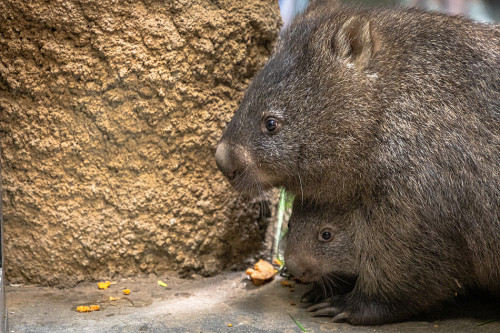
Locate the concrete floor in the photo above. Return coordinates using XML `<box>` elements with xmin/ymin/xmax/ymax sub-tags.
<box><xmin>5</xmin><ymin>271</ymin><xmax>500</xmax><ymax>332</ymax></box>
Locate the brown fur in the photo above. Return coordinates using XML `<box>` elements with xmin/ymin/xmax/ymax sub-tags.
<box><xmin>215</xmin><ymin>0</ymin><xmax>500</xmax><ymax>325</ymax></box>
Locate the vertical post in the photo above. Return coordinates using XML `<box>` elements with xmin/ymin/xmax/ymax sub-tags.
<box><xmin>0</xmin><ymin>158</ymin><xmax>7</xmax><ymax>331</ymax></box>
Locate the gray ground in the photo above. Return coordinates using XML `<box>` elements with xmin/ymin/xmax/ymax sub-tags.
<box><xmin>6</xmin><ymin>271</ymin><xmax>500</xmax><ymax>332</ymax></box>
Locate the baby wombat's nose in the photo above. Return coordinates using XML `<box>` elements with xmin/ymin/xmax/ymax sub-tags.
<box><xmin>215</xmin><ymin>141</ymin><xmax>238</xmax><ymax>180</ymax></box>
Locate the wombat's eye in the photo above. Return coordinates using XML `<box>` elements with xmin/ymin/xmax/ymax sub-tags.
<box><xmin>319</xmin><ymin>229</ymin><xmax>333</xmax><ymax>242</ymax></box>
<box><xmin>261</xmin><ymin>115</ymin><xmax>282</xmax><ymax>134</ymax></box>
<box><xmin>265</xmin><ymin>118</ymin><xmax>277</xmax><ymax>132</ymax></box>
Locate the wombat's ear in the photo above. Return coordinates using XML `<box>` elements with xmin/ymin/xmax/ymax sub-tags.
<box><xmin>334</xmin><ymin>16</ymin><xmax>380</xmax><ymax>68</ymax></box>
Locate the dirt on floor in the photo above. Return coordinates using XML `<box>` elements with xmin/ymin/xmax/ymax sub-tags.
<box><xmin>6</xmin><ymin>270</ymin><xmax>500</xmax><ymax>333</ymax></box>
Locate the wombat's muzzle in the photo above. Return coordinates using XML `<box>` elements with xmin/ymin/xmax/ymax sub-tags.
<box><xmin>215</xmin><ymin>141</ymin><xmax>238</xmax><ymax>181</ymax></box>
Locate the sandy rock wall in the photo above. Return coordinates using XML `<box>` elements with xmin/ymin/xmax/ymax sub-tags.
<box><xmin>0</xmin><ymin>0</ymin><xmax>281</xmax><ymax>286</ymax></box>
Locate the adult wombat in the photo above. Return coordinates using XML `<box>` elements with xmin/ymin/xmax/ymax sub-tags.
<box><xmin>284</xmin><ymin>199</ymin><xmax>500</xmax><ymax>325</ymax></box>
<box><xmin>215</xmin><ymin>0</ymin><xmax>500</xmax><ymax>205</ymax></box>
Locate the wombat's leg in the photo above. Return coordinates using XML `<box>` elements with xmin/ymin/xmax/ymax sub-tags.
<box><xmin>301</xmin><ymin>275</ymin><xmax>356</xmax><ymax>303</ymax></box>
<box><xmin>300</xmin><ymin>283</ymin><xmax>327</xmax><ymax>303</ymax></box>
<box><xmin>306</xmin><ymin>292</ymin><xmax>407</xmax><ymax>324</ymax></box>
<box><xmin>300</xmin><ymin>282</ymin><xmax>353</xmax><ymax>304</ymax></box>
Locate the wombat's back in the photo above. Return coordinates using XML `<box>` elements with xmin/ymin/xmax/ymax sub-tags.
<box><xmin>365</xmin><ymin>10</ymin><xmax>500</xmax><ymax>292</ymax></box>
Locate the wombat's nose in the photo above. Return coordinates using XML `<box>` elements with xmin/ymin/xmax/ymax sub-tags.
<box><xmin>215</xmin><ymin>141</ymin><xmax>237</xmax><ymax>180</ymax></box>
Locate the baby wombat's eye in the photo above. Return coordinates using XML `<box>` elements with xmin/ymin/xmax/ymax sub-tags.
<box><xmin>319</xmin><ymin>229</ymin><xmax>333</xmax><ymax>242</ymax></box>
<box><xmin>262</xmin><ymin>116</ymin><xmax>281</xmax><ymax>134</ymax></box>
<box><xmin>266</xmin><ymin>118</ymin><xmax>277</xmax><ymax>132</ymax></box>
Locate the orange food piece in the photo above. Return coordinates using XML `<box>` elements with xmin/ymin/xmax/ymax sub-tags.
<box><xmin>245</xmin><ymin>259</ymin><xmax>277</xmax><ymax>286</ymax></box>
<box><xmin>281</xmin><ymin>280</ymin><xmax>295</xmax><ymax>288</ymax></box>
<box><xmin>272</xmin><ymin>258</ymin><xmax>283</xmax><ymax>266</ymax></box>
<box><xmin>123</xmin><ymin>289</ymin><xmax>130</xmax><ymax>295</ymax></box>
<box><xmin>98</xmin><ymin>281</ymin><xmax>111</xmax><ymax>290</ymax></box>
<box><xmin>77</xmin><ymin>305</ymin><xmax>100</xmax><ymax>312</ymax></box>
<box><xmin>77</xmin><ymin>306</ymin><xmax>90</xmax><ymax>312</ymax></box>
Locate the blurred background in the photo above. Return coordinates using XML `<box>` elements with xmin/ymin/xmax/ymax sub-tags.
<box><xmin>279</xmin><ymin>0</ymin><xmax>500</xmax><ymax>26</ymax></box>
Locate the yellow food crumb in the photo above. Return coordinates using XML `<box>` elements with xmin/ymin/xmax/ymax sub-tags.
<box><xmin>228</xmin><ymin>324</ymin><xmax>233</xmax><ymax>327</ymax></box>
<box><xmin>272</xmin><ymin>258</ymin><xmax>283</xmax><ymax>266</ymax></box>
<box><xmin>123</xmin><ymin>289</ymin><xmax>130</xmax><ymax>295</ymax></box>
<box><xmin>98</xmin><ymin>281</ymin><xmax>111</xmax><ymax>290</ymax></box>
<box><xmin>77</xmin><ymin>305</ymin><xmax>100</xmax><ymax>312</ymax></box>
<box><xmin>281</xmin><ymin>281</ymin><xmax>295</xmax><ymax>288</ymax></box>
<box><xmin>245</xmin><ymin>259</ymin><xmax>277</xmax><ymax>286</ymax></box>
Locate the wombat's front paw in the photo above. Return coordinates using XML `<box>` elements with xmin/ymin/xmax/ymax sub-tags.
<box><xmin>306</xmin><ymin>294</ymin><xmax>400</xmax><ymax>325</ymax></box>
<box><xmin>306</xmin><ymin>293</ymin><xmax>349</xmax><ymax>317</ymax></box>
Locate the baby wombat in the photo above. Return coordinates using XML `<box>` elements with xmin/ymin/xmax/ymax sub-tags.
<box><xmin>284</xmin><ymin>199</ymin><xmax>500</xmax><ymax>325</ymax></box>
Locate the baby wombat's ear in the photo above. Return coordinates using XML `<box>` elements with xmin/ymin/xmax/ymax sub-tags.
<box><xmin>334</xmin><ymin>16</ymin><xmax>380</xmax><ymax>68</ymax></box>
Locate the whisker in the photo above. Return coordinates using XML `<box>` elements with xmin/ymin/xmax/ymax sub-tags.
<box><xmin>328</xmin><ymin>273</ymin><xmax>354</xmax><ymax>286</ymax></box>
<box><xmin>297</xmin><ymin>170</ymin><xmax>304</xmax><ymax>205</ymax></box>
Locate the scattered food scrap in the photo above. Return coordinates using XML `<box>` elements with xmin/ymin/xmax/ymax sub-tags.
<box><xmin>157</xmin><ymin>280</ymin><xmax>168</xmax><ymax>288</ymax></box>
<box><xmin>109</xmin><ymin>296</ymin><xmax>120</xmax><ymax>301</ymax></box>
<box><xmin>228</xmin><ymin>324</ymin><xmax>233</xmax><ymax>327</ymax></box>
<box><xmin>76</xmin><ymin>305</ymin><xmax>100</xmax><ymax>313</ymax></box>
<box><xmin>272</xmin><ymin>258</ymin><xmax>284</xmax><ymax>270</ymax></box>
<box><xmin>245</xmin><ymin>259</ymin><xmax>277</xmax><ymax>286</ymax></box>
<box><xmin>98</xmin><ymin>281</ymin><xmax>111</xmax><ymax>290</ymax></box>
<box><xmin>123</xmin><ymin>289</ymin><xmax>130</xmax><ymax>295</ymax></box>
<box><xmin>281</xmin><ymin>280</ymin><xmax>295</xmax><ymax>288</ymax></box>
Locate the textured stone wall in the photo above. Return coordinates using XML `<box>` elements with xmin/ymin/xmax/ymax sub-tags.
<box><xmin>0</xmin><ymin>0</ymin><xmax>281</xmax><ymax>286</ymax></box>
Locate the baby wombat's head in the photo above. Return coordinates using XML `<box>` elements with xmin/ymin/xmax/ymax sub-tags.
<box><xmin>284</xmin><ymin>199</ymin><xmax>356</xmax><ymax>283</ymax></box>
<box><xmin>215</xmin><ymin>2</ymin><xmax>380</xmax><ymax>196</ymax></box>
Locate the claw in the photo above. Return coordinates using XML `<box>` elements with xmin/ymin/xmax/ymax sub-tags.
<box><xmin>332</xmin><ymin>312</ymin><xmax>350</xmax><ymax>323</ymax></box>
<box><xmin>306</xmin><ymin>302</ymin><xmax>331</xmax><ymax>312</ymax></box>
<box><xmin>300</xmin><ymin>294</ymin><xmax>312</xmax><ymax>303</ymax></box>
<box><xmin>310</xmin><ymin>307</ymin><xmax>341</xmax><ymax>317</ymax></box>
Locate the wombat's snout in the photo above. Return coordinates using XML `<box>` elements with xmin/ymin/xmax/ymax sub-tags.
<box><xmin>215</xmin><ymin>141</ymin><xmax>239</xmax><ymax>181</ymax></box>
<box><xmin>285</xmin><ymin>254</ymin><xmax>320</xmax><ymax>282</ymax></box>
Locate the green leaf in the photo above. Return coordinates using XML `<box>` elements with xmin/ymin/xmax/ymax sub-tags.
<box><xmin>477</xmin><ymin>319</ymin><xmax>496</xmax><ymax>326</ymax></box>
<box><xmin>288</xmin><ymin>312</ymin><xmax>307</xmax><ymax>332</ymax></box>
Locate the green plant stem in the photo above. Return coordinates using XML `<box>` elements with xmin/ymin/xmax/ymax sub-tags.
<box><xmin>274</xmin><ymin>187</ymin><xmax>287</xmax><ymax>261</ymax></box>
<box><xmin>288</xmin><ymin>312</ymin><xmax>307</xmax><ymax>332</ymax></box>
